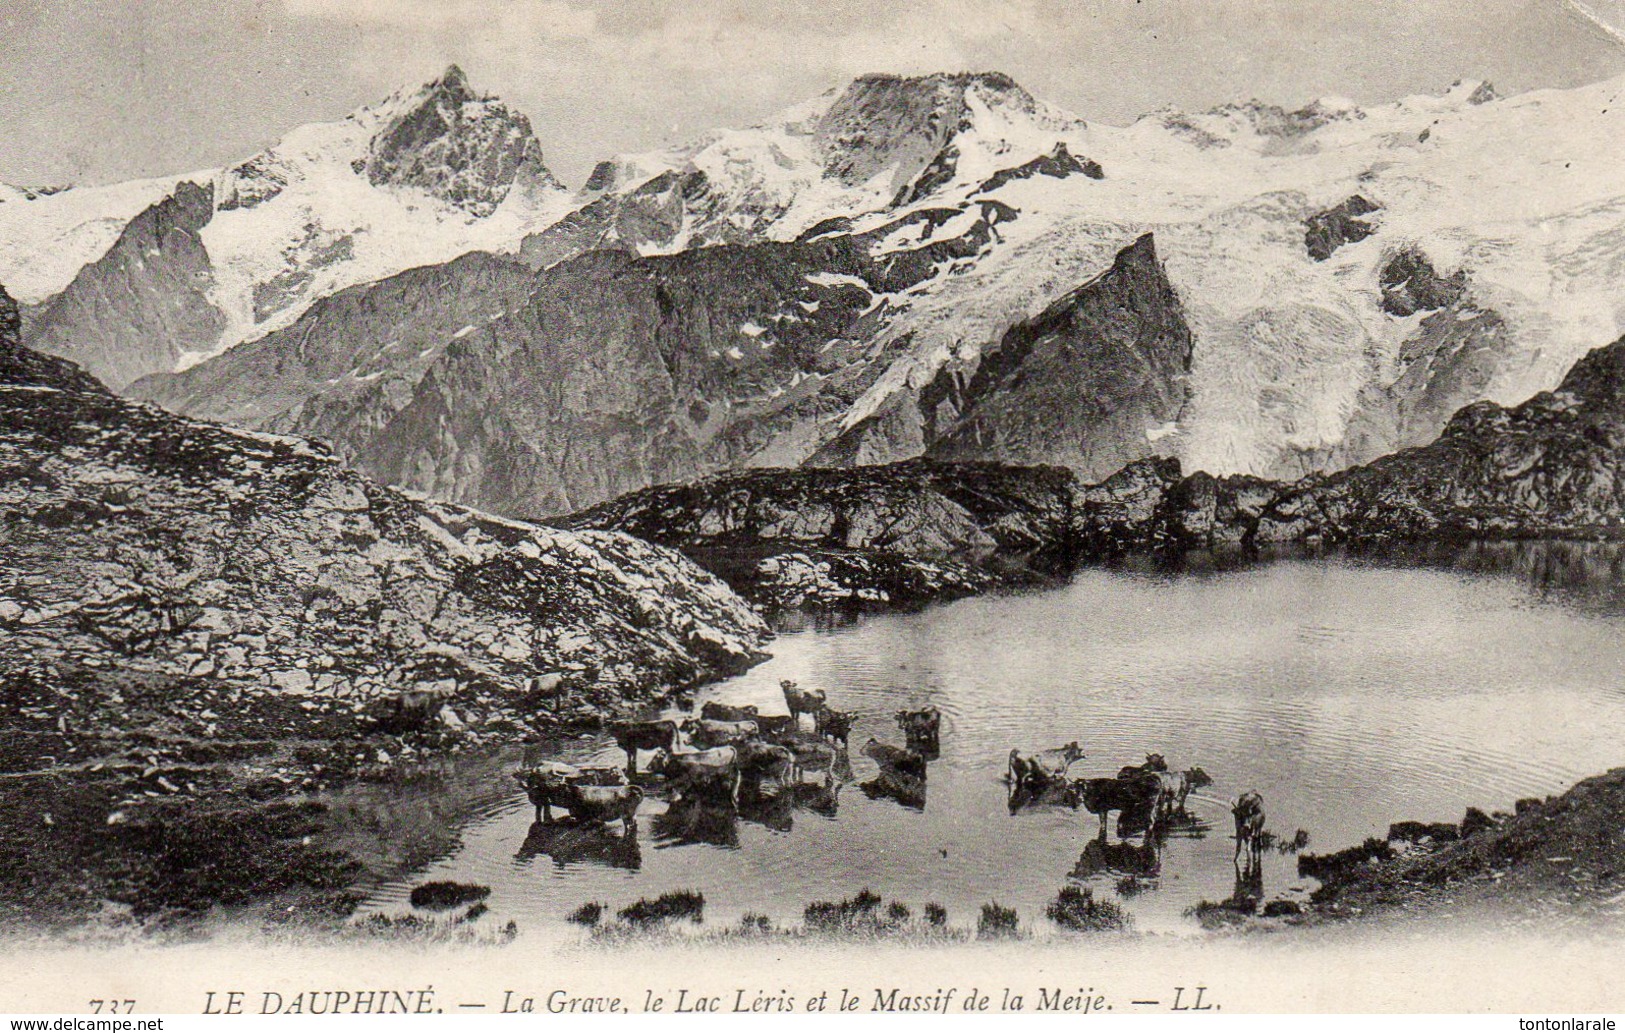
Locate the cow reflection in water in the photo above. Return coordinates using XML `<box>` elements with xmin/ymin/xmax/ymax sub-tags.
<box><xmin>859</xmin><ymin>768</ymin><xmax>926</xmax><ymax>810</ymax></box>
<box><xmin>1223</xmin><ymin>859</ymin><xmax>1265</xmax><ymax>914</ymax></box>
<box><xmin>652</xmin><ymin>795</ymin><xmax>740</xmax><ymax>849</ymax></box>
<box><xmin>860</xmin><ymin>737</ymin><xmax>928</xmax><ymax>811</ymax></box>
<box><xmin>1069</xmin><ymin>834</ymin><xmax>1162</xmax><ymax>882</ymax></box>
<box><xmin>517</xmin><ymin>820</ymin><xmax>642</xmax><ymax>871</ymax></box>
<box><xmin>1006</xmin><ymin>778</ymin><xmax>1079</xmax><ymax>815</ymax></box>
<box><xmin>736</xmin><ymin>776</ymin><xmax>844</xmax><ymax>832</ymax></box>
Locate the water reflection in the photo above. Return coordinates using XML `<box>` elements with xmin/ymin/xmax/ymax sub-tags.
<box><xmin>1118</xmin><ymin>539</ymin><xmax>1625</xmax><ymax>615</ymax></box>
<box><xmin>1070</xmin><ymin>835</ymin><xmax>1163</xmax><ymax>881</ymax></box>
<box><xmin>859</xmin><ymin>769</ymin><xmax>927</xmax><ymax>811</ymax></box>
<box><xmin>362</xmin><ymin>541</ymin><xmax>1625</xmax><ymax>935</ymax></box>
<box><xmin>516</xmin><ymin>820</ymin><xmax>642</xmax><ymax>871</ymax></box>
<box><xmin>652</xmin><ymin>797</ymin><xmax>740</xmax><ymax>849</ymax></box>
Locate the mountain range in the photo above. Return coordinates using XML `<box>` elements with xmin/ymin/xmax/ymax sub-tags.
<box><xmin>4</xmin><ymin>66</ymin><xmax>1623</xmax><ymax>520</ymax></box>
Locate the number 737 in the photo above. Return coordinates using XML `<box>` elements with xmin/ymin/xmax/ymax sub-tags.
<box><xmin>88</xmin><ymin>1000</ymin><xmax>136</xmax><ymax>1014</ymax></box>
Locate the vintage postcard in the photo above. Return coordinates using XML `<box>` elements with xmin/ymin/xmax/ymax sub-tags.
<box><xmin>1</xmin><ymin>0</ymin><xmax>1622</xmax><ymax>1017</ymax></box>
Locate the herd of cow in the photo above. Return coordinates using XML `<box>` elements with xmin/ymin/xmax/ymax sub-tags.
<box><xmin>512</xmin><ymin>680</ymin><xmax>931</xmax><ymax>828</ymax></box>
<box><xmin>1005</xmin><ymin>746</ymin><xmax>1270</xmax><ymax>867</ymax></box>
<box><xmin>513</xmin><ymin>679</ymin><xmax>1273</xmax><ymax>876</ymax></box>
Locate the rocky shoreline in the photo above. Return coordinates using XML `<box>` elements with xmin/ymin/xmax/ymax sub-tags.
<box><xmin>1243</xmin><ymin>768</ymin><xmax>1625</xmax><ymax>933</ymax></box>
<box><xmin>0</xmin><ymin>288</ymin><xmax>769</xmax><ymax>936</ymax></box>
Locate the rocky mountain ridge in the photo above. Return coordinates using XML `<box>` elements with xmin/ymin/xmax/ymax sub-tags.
<box><xmin>12</xmin><ymin>69</ymin><xmax>1625</xmax><ymax>503</ymax></box>
<box><xmin>572</xmin><ymin>332</ymin><xmax>1625</xmax><ymax>607</ymax></box>
<box><xmin>136</xmin><ymin>212</ymin><xmax>1188</xmax><ymax>517</ymax></box>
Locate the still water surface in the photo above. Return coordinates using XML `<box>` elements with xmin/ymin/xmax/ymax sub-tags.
<box><xmin>363</xmin><ymin>545</ymin><xmax>1625</xmax><ymax>935</ymax></box>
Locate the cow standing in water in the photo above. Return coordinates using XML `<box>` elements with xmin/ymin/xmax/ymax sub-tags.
<box><xmin>1008</xmin><ymin>742</ymin><xmax>1084</xmax><ymax>789</ymax></box>
<box><xmin>1232</xmin><ymin>791</ymin><xmax>1266</xmax><ymax>868</ymax></box>
<box><xmin>895</xmin><ymin>707</ymin><xmax>941</xmax><ymax>757</ymax></box>
<box><xmin>780</xmin><ymin>680</ymin><xmax>828</xmax><ymax>728</ymax></box>
<box><xmin>608</xmin><ymin>719</ymin><xmax>680</xmax><ymax>779</ymax></box>
<box><xmin>1076</xmin><ymin>774</ymin><xmax>1162</xmax><ymax>839</ymax></box>
<box><xmin>815</xmin><ymin>708</ymin><xmax>858</xmax><ymax>747</ymax></box>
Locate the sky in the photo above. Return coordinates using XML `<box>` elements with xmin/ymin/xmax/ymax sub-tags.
<box><xmin>1</xmin><ymin>0</ymin><xmax>1623</xmax><ymax>190</ymax></box>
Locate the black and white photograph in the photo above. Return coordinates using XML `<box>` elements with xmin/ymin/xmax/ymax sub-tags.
<box><xmin>0</xmin><ymin>0</ymin><xmax>1622</xmax><ymax>1017</ymax></box>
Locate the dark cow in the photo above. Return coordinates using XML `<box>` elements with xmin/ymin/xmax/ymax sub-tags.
<box><xmin>1232</xmin><ymin>791</ymin><xmax>1266</xmax><ymax>866</ymax></box>
<box><xmin>1115</xmin><ymin>753</ymin><xmax>1169</xmax><ymax>779</ymax></box>
<box><xmin>753</xmin><ymin>713</ymin><xmax>801</xmax><ymax>742</ymax></box>
<box><xmin>862</xmin><ymin>737</ymin><xmax>927</xmax><ymax>780</ymax></box>
<box><xmin>652</xmin><ymin>745</ymin><xmax>742</xmax><ymax>804</ymax></box>
<box><xmin>895</xmin><ymin>706</ymin><xmax>941</xmax><ymax>756</ymax></box>
<box><xmin>736</xmin><ymin>740</ymin><xmax>796</xmax><ymax>784</ymax></box>
<box><xmin>1076</xmin><ymin>774</ymin><xmax>1162</xmax><ymax>838</ymax></box>
<box><xmin>608</xmin><ymin>719</ymin><xmax>681</xmax><ymax>778</ymax></box>
<box><xmin>780</xmin><ymin>680</ymin><xmax>828</xmax><ymax>726</ymax></box>
<box><xmin>815</xmin><ymin>708</ymin><xmax>858</xmax><ymax>746</ymax></box>
<box><xmin>1009</xmin><ymin>742</ymin><xmax>1084</xmax><ymax>788</ymax></box>
<box><xmin>514</xmin><ymin>763</ymin><xmax>641</xmax><ymax>827</ymax></box>
<box><xmin>699</xmin><ymin>701</ymin><xmax>759</xmax><ymax>722</ymax></box>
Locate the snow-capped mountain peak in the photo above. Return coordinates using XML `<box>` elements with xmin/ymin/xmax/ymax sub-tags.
<box><xmin>526</xmin><ymin>70</ymin><xmax>1094</xmax><ymax>262</ymax></box>
<box><xmin>14</xmin><ymin>66</ymin><xmax>574</xmax><ymax>388</ymax></box>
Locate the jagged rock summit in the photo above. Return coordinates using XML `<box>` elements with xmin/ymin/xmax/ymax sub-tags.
<box><xmin>362</xmin><ymin>63</ymin><xmax>561</xmax><ymax>217</ymax></box>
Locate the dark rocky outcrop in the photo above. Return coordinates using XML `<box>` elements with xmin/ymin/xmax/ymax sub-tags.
<box><xmin>1303</xmin><ymin>194</ymin><xmax>1379</xmax><ymax>261</ymax></box>
<box><xmin>976</xmin><ymin>143</ymin><xmax>1103</xmax><ymax>194</ymax></box>
<box><xmin>1306</xmin><ymin>768</ymin><xmax>1625</xmax><ymax>924</ymax></box>
<box><xmin>1256</xmin><ymin>333</ymin><xmax>1625</xmax><ymax>543</ymax></box>
<box><xmin>918</xmin><ymin>233</ymin><xmax>1191</xmax><ymax>479</ymax></box>
<box><xmin>562</xmin><ymin>460</ymin><xmax>1081</xmax><ymax>608</ymax></box>
<box><xmin>817</xmin><ymin>234</ymin><xmax>1191</xmax><ymax>482</ymax></box>
<box><xmin>572</xmin><ymin>333</ymin><xmax>1625</xmax><ymax>607</ymax></box>
<box><xmin>1079</xmin><ymin>333</ymin><xmax>1625</xmax><ymax>550</ymax></box>
<box><xmin>23</xmin><ymin>181</ymin><xmax>224</xmax><ymax>391</ymax></box>
<box><xmin>2</xmin><ymin>331</ymin><xmax>768</xmax><ymax>731</ymax></box>
<box><xmin>1378</xmin><ymin>247</ymin><xmax>1466</xmax><ymax>317</ymax></box>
